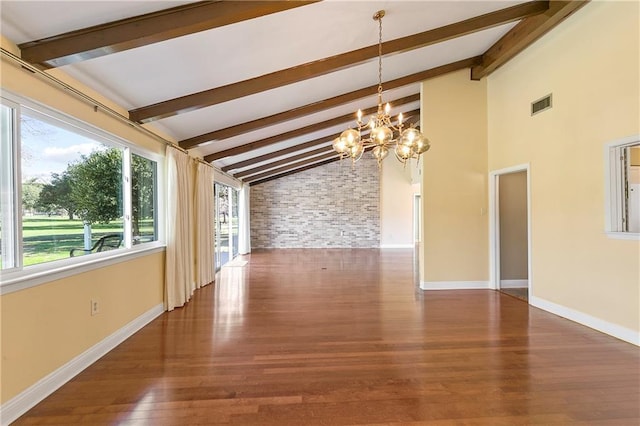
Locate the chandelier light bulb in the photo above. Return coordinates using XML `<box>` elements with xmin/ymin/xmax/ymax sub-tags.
<box><xmin>373</xmin><ymin>126</ymin><xmax>392</xmax><ymax>145</ymax></box>
<box><xmin>372</xmin><ymin>145</ymin><xmax>389</xmax><ymax>162</ymax></box>
<box><xmin>416</xmin><ymin>137</ymin><xmax>431</xmax><ymax>154</ymax></box>
<box><xmin>333</xmin><ymin>136</ymin><xmax>346</xmax><ymax>153</ymax></box>
<box><xmin>340</xmin><ymin>128</ymin><xmax>360</xmax><ymax>149</ymax></box>
<box><xmin>395</xmin><ymin>143</ymin><xmax>412</xmax><ymax>161</ymax></box>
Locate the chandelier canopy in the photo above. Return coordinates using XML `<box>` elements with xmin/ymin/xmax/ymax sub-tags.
<box><xmin>333</xmin><ymin>10</ymin><xmax>430</xmax><ymax>167</ymax></box>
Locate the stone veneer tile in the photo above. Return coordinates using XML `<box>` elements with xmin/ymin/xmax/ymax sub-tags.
<box><xmin>250</xmin><ymin>158</ymin><xmax>380</xmax><ymax>248</ymax></box>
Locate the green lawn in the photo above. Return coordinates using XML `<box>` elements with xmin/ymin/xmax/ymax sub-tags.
<box><xmin>18</xmin><ymin>216</ymin><xmax>154</xmax><ymax>266</ymax></box>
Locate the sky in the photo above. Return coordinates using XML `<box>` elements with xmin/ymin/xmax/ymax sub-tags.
<box><xmin>21</xmin><ymin>114</ymin><xmax>105</xmax><ymax>183</ymax></box>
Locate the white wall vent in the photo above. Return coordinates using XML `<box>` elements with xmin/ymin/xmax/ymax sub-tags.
<box><xmin>531</xmin><ymin>94</ymin><xmax>552</xmax><ymax>116</ymax></box>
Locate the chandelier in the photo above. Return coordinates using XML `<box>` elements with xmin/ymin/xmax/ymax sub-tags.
<box><xmin>333</xmin><ymin>10</ymin><xmax>430</xmax><ymax>167</ymax></box>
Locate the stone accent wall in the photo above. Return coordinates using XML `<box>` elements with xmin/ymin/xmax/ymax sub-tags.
<box><xmin>250</xmin><ymin>158</ymin><xmax>380</xmax><ymax>248</ymax></box>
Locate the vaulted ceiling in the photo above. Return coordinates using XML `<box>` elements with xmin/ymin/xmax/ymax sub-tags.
<box><xmin>0</xmin><ymin>1</ymin><xmax>586</xmax><ymax>185</ymax></box>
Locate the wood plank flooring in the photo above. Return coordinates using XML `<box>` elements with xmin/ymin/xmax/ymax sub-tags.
<box><xmin>14</xmin><ymin>249</ymin><xmax>640</xmax><ymax>425</ymax></box>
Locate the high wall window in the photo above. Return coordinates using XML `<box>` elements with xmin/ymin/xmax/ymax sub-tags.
<box><xmin>1</xmin><ymin>93</ymin><xmax>161</xmax><ymax>280</ymax></box>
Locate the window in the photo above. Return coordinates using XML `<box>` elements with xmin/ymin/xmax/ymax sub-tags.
<box><xmin>605</xmin><ymin>136</ymin><xmax>640</xmax><ymax>238</ymax></box>
<box><xmin>131</xmin><ymin>153</ymin><xmax>158</xmax><ymax>244</ymax></box>
<box><xmin>1</xmin><ymin>93</ymin><xmax>162</xmax><ymax>282</ymax></box>
<box><xmin>21</xmin><ymin>111</ymin><xmax>124</xmax><ymax>266</ymax></box>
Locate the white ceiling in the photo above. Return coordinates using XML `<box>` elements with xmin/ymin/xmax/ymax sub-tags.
<box><xmin>1</xmin><ymin>1</ymin><xmax>537</xmax><ymax>182</ymax></box>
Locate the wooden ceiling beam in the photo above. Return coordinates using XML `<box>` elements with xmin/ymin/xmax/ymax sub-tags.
<box><xmin>244</xmin><ymin>152</ymin><xmax>340</xmax><ymax>183</ymax></box>
<box><xmin>179</xmin><ymin>56</ymin><xmax>481</xmax><ymax>150</ymax></box>
<box><xmin>220</xmin><ymin>109</ymin><xmax>420</xmax><ymax>172</ymax></box>
<box><xmin>19</xmin><ymin>1</ymin><xmax>318</xmax><ymax>69</ymax></box>
<box><xmin>131</xmin><ymin>1</ymin><xmax>548</xmax><ymax>123</ymax></box>
<box><xmin>222</xmin><ymin>137</ymin><xmax>335</xmax><ymax>172</ymax></box>
<box><xmin>471</xmin><ymin>1</ymin><xmax>588</xmax><ymax>80</ymax></box>
<box><xmin>249</xmin><ymin>158</ymin><xmax>342</xmax><ymax>186</ymax></box>
<box><xmin>234</xmin><ymin>146</ymin><xmax>334</xmax><ymax>179</ymax></box>
<box><xmin>204</xmin><ymin>94</ymin><xmax>420</xmax><ymax>162</ymax></box>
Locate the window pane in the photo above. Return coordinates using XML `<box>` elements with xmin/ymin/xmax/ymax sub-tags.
<box><xmin>21</xmin><ymin>112</ymin><xmax>124</xmax><ymax>266</ymax></box>
<box><xmin>1</xmin><ymin>104</ymin><xmax>16</xmax><ymax>269</ymax></box>
<box><xmin>626</xmin><ymin>145</ymin><xmax>640</xmax><ymax>232</ymax></box>
<box><xmin>131</xmin><ymin>153</ymin><xmax>157</xmax><ymax>244</ymax></box>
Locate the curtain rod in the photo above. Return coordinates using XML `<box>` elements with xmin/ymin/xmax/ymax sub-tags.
<box><xmin>0</xmin><ymin>47</ymin><xmax>199</xmax><ymax>159</ymax></box>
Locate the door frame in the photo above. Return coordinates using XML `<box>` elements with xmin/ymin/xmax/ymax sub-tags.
<box><xmin>488</xmin><ymin>164</ymin><xmax>532</xmax><ymax>298</ymax></box>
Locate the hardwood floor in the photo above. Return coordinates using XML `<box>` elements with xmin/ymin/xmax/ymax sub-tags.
<box><xmin>499</xmin><ymin>287</ymin><xmax>528</xmax><ymax>302</ymax></box>
<box><xmin>15</xmin><ymin>249</ymin><xmax>639</xmax><ymax>425</ymax></box>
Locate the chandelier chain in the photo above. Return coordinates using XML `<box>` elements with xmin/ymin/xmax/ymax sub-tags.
<box><xmin>377</xmin><ymin>13</ymin><xmax>383</xmax><ymax>103</ymax></box>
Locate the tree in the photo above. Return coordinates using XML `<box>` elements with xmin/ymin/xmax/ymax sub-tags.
<box><xmin>131</xmin><ymin>155</ymin><xmax>155</xmax><ymax>237</ymax></box>
<box><xmin>36</xmin><ymin>172</ymin><xmax>76</xmax><ymax>219</ymax></box>
<box><xmin>69</xmin><ymin>148</ymin><xmax>122</xmax><ymax>224</ymax></box>
<box><xmin>22</xmin><ymin>178</ymin><xmax>43</xmax><ymax>214</ymax></box>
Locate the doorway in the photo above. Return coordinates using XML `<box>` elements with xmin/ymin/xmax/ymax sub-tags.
<box><xmin>489</xmin><ymin>165</ymin><xmax>531</xmax><ymax>302</ymax></box>
<box><xmin>214</xmin><ymin>183</ymin><xmax>239</xmax><ymax>271</ymax></box>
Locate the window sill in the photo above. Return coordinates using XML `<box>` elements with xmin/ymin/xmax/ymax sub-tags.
<box><xmin>605</xmin><ymin>232</ymin><xmax>640</xmax><ymax>241</ymax></box>
<box><xmin>0</xmin><ymin>243</ymin><xmax>165</xmax><ymax>296</ymax></box>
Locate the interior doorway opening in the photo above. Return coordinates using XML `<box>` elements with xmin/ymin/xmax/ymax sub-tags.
<box><xmin>489</xmin><ymin>165</ymin><xmax>531</xmax><ymax>302</ymax></box>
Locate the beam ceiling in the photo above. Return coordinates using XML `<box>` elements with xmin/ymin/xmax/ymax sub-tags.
<box><xmin>179</xmin><ymin>56</ymin><xmax>480</xmax><ymax>150</ymax></box>
<box><xmin>9</xmin><ymin>0</ymin><xmax>588</xmax><ymax>187</ymax></box>
<box><xmin>224</xmin><ymin>109</ymin><xmax>420</xmax><ymax>175</ymax></box>
<box><xmin>233</xmin><ymin>146</ymin><xmax>334</xmax><ymax>179</ymax></box>
<box><xmin>130</xmin><ymin>1</ymin><xmax>549</xmax><ymax>123</ymax></box>
<box><xmin>204</xmin><ymin>95</ymin><xmax>420</xmax><ymax>162</ymax></box>
<box><xmin>244</xmin><ymin>152</ymin><xmax>341</xmax><ymax>183</ymax></box>
<box><xmin>249</xmin><ymin>157</ymin><xmax>342</xmax><ymax>187</ymax></box>
<box><xmin>471</xmin><ymin>1</ymin><xmax>589</xmax><ymax>80</ymax></box>
<box><xmin>19</xmin><ymin>1</ymin><xmax>318</xmax><ymax>69</ymax></box>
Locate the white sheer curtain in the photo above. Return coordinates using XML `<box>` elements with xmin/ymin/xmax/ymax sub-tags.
<box><xmin>165</xmin><ymin>146</ymin><xmax>195</xmax><ymax>311</ymax></box>
<box><xmin>238</xmin><ymin>183</ymin><xmax>251</xmax><ymax>254</ymax></box>
<box><xmin>195</xmin><ymin>161</ymin><xmax>215</xmax><ymax>287</ymax></box>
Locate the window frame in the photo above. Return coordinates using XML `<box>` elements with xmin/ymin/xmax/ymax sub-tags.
<box><xmin>1</xmin><ymin>99</ymin><xmax>20</xmax><ymax>270</ymax></box>
<box><xmin>604</xmin><ymin>134</ymin><xmax>640</xmax><ymax>240</ymax></box>
<box><xmin>0</xmin><ymin>91</ymin><xmax>165</xmax><ymax>295</ymax></box>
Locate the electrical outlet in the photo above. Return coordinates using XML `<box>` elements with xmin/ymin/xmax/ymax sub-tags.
<box><xmin>91</xmin><ymin>299</ymin><xmax>100</xmax><ymax>316</ymax></box>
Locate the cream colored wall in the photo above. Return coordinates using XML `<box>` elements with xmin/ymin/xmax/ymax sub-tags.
<box><xmin>487</xmin><ymin>1</ymin><xmax>639</xmax><ymax>331</ymax></box>
<box><xmin>1</xmin><ymin>36</ymin><xmax>167</xmax><ymax>403</ymax></box>
<box><xmin>1</xmin><ymin>253</ymin><xmax>164</xmax><ymax>401</ymax></box>
<box><xmin>380</xmin><ymin>155</ymin><xmax>415</xmax><ymax>247</ymax></box>
<box><xmin>421</xmin><ymin>69</ymin><xmax>488</xmax><ymax>282</ymax></box>
<box><xmin>499</xmin><ymin>171</ymin><xmax>528</xmax><ymax>281</ymax></box>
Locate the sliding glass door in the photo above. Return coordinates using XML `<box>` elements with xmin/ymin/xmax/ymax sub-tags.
<box><xmin>214</xmin><ymin>183</ymin><xmax>239</xmax><ymax>270</ymax></box>
<box><xmin>231</xmin><ymin>188</ymin><xmax>239</xmax><ymax>259</ymax></box>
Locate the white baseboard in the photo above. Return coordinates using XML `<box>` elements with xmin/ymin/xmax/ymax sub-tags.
<box><xmin>500</xmin><ymin>279</ymin><xmax>528</xmax><ymax>289</ymax></box>
<box><xmin>1</xmin><ymin>303</ymin><xmax>164</xmax><ymax>426</ymax></box>
<box><xmin>420</xmin><ymin>281</ymin><xmax>490</xmax><ymax>290</ymax></box>
<box><xmin>380</xmin><ymin>244</ymin><xmax>414</xmax><ymax>249</ymax></box>
<box><xmin>530</xmin><ymin>296</ymin><xmax>639</xmax><ymax>346</ymax></box>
